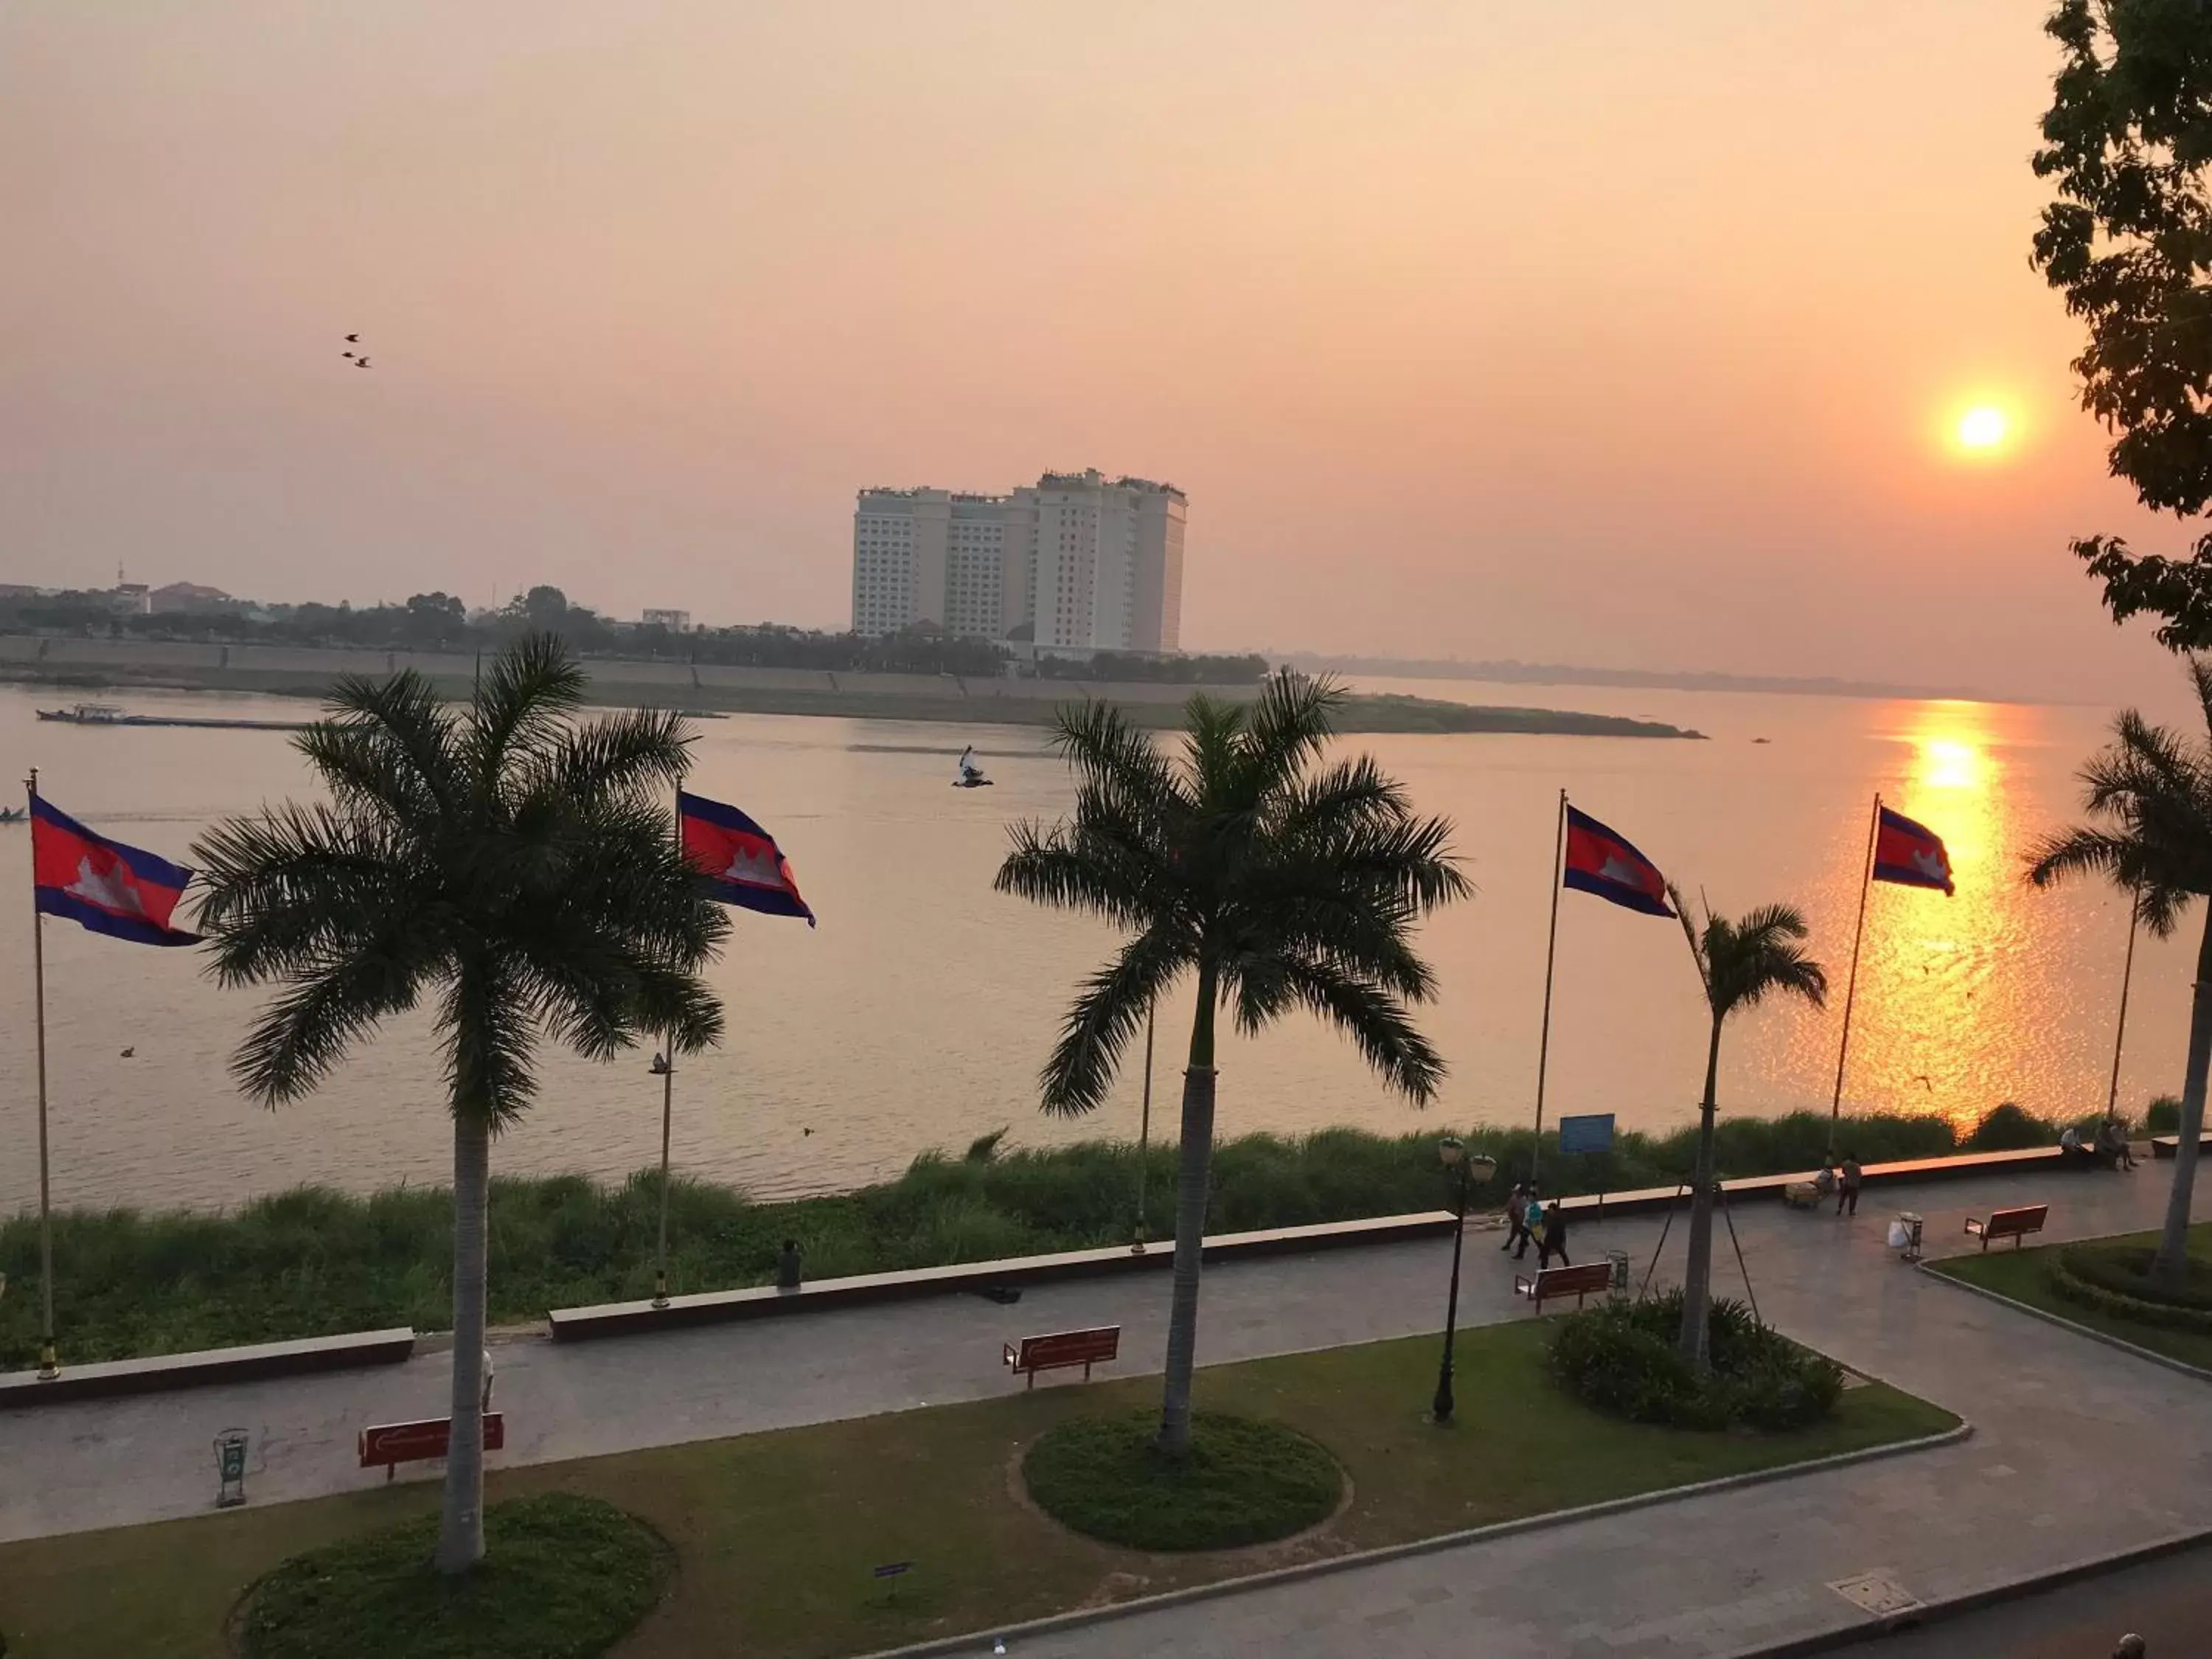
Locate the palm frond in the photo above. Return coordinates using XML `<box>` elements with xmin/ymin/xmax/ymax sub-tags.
<box><xmin>538</xmin><ymin>707</ymin><xmax>695</xmax><ymax>807</ymax></box>
<box><xmin>300</xmin><ymin>671</ymin><xmax>459</xmax><ymax>826</ymax></box>
<box><xmin>1038</xmin><ymin>929</ymin><xmax>1189</xmax><ymax>1116</ymax></box>
<box><xmin>1234</xmin><ymin>671</ymin><xmax>1343</xmax><ymax>806</ymax></box>
<box><xmin>1267</xmin><ymin>953</ymin><xmax>1446</xmax><ymax>1102</ymax></box>
<box><xmin>441</xmin><ymin>956</ymin><xmax>539</xmax><ymax>1130</ymax></box>
<box><xmin>191</xmin><ymin>804</ymin><xmax>439</xmax><ymax>985</ymax></box>
<box><xmin>996</xmin><ymin>822</ymin><xmax>1175</xmax><ymax>931</ymax></box>
<box><xmin>1048</xmin><ymin>698</ymin><xmax>1184</xmax><ymax>824</ymax></box>
<box><xmin>230</xmin><ymin>944</ymin><xmax>433</xmax><ymax>1105</ymax></box>
<box><xmin>470</xmin><ymin>632</ymin><xmax>587</xmax><ymax>781</ymax></box>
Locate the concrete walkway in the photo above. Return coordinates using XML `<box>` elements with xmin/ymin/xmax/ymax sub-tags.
<box><xmin>1</xmin><ymin>1165</ymin><xmax>2205</xmax><ymax>1656</ymax></box>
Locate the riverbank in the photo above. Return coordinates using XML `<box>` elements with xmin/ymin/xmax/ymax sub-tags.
<box><xmin>0</xmin><ymin>636</ymin><xmax>1704</xmax><ymax>738</ymax></box>
<box><xmin>0</xmin><ymin>1107</ymin><xmax>2081</xmax><ymax>1366</ymax></box>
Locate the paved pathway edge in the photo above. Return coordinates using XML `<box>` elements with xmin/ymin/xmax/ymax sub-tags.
<box><xmin>1723</xmin><ymin>1526</ymin><xmax>2212</xmax><ymax>1657</ymax></box>
<box><xmin>1916</xmin><ymin>1259</ymin><xmax>2212</xmax><ymax>1385</ymax></box>
<box><xmin>855</xmin><ymin>1419</ymin><xmax>1975</xmax><ymax>1659</ymax></box>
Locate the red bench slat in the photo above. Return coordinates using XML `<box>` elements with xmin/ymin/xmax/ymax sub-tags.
<box><xmin>358</xmin><ymin>1413</ymin><xmax>506</xmax><ymax>1478</ymax></box>
<box><xmin>1002</xmin><ymin>1326</ymin><xmax>1120</xmax><ymax>1388</ymax></box>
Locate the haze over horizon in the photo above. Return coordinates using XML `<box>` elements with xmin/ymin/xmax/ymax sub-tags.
<box><xmin>2</xmin><ymin>1</ymin><xmax>2202</xmax><ymax>706</ymax></box>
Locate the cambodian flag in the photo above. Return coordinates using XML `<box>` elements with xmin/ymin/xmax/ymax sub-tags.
<box><xmin>678</xmin><ymin>791</ymin><xmax>815</xmax><ymax>925</ymax></box>
<box><xmin>31</xmin><ymin>797</ymin><xmax>199</xmax><ymax>946</ymax></box>
<box><xmin>1873</xmin><ymin>806</ymin><xmax>1953</xmax><ymax>896</ymax></box>
<box><xmin>1561</xmin><ymin>805</ymin><xmax>1674</xmax><ymax>917</ymax></box>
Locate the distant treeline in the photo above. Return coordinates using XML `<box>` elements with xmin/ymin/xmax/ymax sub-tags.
<box><xmin>0</xmin><ymin>585</ymin><xmax>1265</xmax><ymax>684</ymax></box>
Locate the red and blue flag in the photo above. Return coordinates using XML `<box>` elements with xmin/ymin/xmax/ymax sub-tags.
<box><xmin>1561</xmin><ymin>805</ymin><xmax>1674</xmax><ymax>917</ymax></box>
<box><xmin>679</xmin><ymin>790</ymin><xmax>815</xmax><ymax>926</ymax></box>
<box><xmin>31</xmin><ymin>797</ymin><xmax>199</xmax><ymax>946</ymax></box>
<box><xmin>1873</xmin><ymin>807</ymin><xmax>1953</xmax><ymax>896</ymax></box>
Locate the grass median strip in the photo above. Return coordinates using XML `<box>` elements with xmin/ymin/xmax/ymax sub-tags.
<box><xmin>1929</xmin><ymin>1221</ymin><xmax>2212</xmax><ymax>1373</ymax></box>
<box><xmin>0</xmin><ymin>1319</ymin><xmax>1957</xmax><ymax>1659</ymax></box>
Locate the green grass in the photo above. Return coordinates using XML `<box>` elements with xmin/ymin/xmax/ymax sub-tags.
<box><xmin>2</xmin><ymin>1102</ymin><xmax>2067</xmax><ymax>1367</ymax></box>
<box><xmin>239</xmin><ymin>1492</ymin><xmax>669</xmax><ymax>1659</ymax></box>
<box><xmin>0</xmin><ymin>1320</ymin><xmax>1957</xmax><ymax>1659</ymax></box>
<box><xmin>1930</xmin><ymin>1221</ymin><xmax>2212</xmax><ymax>1373</ymax></box>
<box><xmin>1022</xmin><ymin>1411</ymin><xmax>1343</xmax><ymax>1550</ymax></box>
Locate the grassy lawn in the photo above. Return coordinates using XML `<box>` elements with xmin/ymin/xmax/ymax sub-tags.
<box><xmin>1930</xmin><ymin>1221</ymin><xmax>2212</xmax><ymax>1373</ymax></box>
<box><xmin>0</xmin><ymin>1320</ymin><xmax>1956</xmax><ymax>1659</ymax></box>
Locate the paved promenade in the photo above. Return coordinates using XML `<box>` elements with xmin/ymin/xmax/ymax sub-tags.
<box><xmin>1</xmin><ymin>1163</ymin><xmax>2205</xmax><ymax>1656</ymax></box>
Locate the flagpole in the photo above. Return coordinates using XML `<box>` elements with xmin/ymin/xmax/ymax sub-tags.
<box><xmin>1529</xmin><ymin>789</ymin><xmax>1568</xmax><ymax>1189</ymax></box>
<box><xmin>1827</xmin><ymin>792</ymin><xmax>1881</xmax><ymax>1155</ymax></box>
<box><xmin>653</xmin><ymin>776</ymin><xmax>681</xmax><ymax>1309</ymax></box>
<box><xmin>2106</xmin><ymin>885</ymin><xmax>2143</xmax><ymax>1124</ymax></box>
<box><xmin>27</xmin><ymin>769</ymin><xmax>58</xmax><ymax>1379</ymax></box>
<box><xmin>1132</xmin><ymin>998</ymin><xmax>1155</xmax><ymax>1254</ymax></box>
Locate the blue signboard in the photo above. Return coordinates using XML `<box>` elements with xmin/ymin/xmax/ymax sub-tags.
<box><xmin>1557</xmin><ymin>1113</ymin><xmax>1615</xmax><ymax>1155</ymax></box>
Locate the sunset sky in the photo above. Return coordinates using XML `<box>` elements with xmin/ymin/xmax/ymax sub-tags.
<box><xmin>1</xmin><ymin>1</ymin><xmax>2196</xmax><ymax>701</ymax></box>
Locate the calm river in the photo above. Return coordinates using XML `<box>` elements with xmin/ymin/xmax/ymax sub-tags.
<box><xmin>0</xmin><ymin>676</ymin><xmax>2186</xmax><ymax>1214</ymax></box>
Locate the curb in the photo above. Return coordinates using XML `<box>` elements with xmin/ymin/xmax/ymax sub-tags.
<box><xmin>1722</xmin><ymin>1526</ymin><xmax>2212</xmax><ymax>1657</ymax></box>
<box><xmin>854</xmin><ymin>1419</ymin><xmax>1975</xmax><ymax>1659</ymax></box>
<box><xmin>1916</xmin><ymin>1259</ymin><xmax>2212</xmax><ymax>1385</ymax></box>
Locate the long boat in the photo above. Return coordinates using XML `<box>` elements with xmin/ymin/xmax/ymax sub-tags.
<box><xmin>33</xmin><ymin>703</ymin><xmax>305</xmax><ymax>732</ymax></box>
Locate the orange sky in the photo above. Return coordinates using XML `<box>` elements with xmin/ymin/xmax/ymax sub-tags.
<box><xmin>0</xmin><ymin>1</ymin><xmax>2194</xmax><ymax>700</ymax></box>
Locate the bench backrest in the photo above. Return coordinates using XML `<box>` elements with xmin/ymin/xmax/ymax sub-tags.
<box><xmin>1988</xmin><ymin>1205</ymin><xmax>2048</xmax><ymax>1235</ymax></box>
<box><xmin>1537</xmin><ymin>1262</ymin><xmax>1613</xmax><ymax>1296</ymax></box>
<box><xmin>358</xmin><ymin>1412</ymin><xmax>506</xmax><ymax>1468</ymax></box>
<box><xmin>1015</xmin><ymin>1327</ymin><xmax>1120</xmax><ymax>1370</ymax></box>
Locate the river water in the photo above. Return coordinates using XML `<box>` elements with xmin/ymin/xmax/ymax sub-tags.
<box><xmin>0</xmin><ymin>677</ymin><xmax>2186</xmax><ymax>1214</ymax></box>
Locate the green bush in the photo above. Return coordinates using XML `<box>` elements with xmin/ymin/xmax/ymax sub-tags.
<box><xmin>240</xmin><ymin>1492</ymin><xmax>669</xmax><ymax>1659</ymax></box>
<box><xmin>1548</xmin><ymin>1293</ymin><xmax>1843</xmax><ymax>1431</ymax></box>
<box><xmin>1964</xmin><ymin>1102</ymin><xmax>2053</xmax><ymax>1152</ymax></box>
<box><xmin>1021</xmin><ymin>1411</ymin><xmax>1343</xmax><ymax>1551</ymax></box>
<box><xmin>2049</xmin><ymin>1243</ymin><xmax>2212</xmax><ymax>1332</ymax></box>
<box><xmin>2145</xmin><ymin>1096</ymin><xmax>2183</xmax><ymax>1135</ymax></box>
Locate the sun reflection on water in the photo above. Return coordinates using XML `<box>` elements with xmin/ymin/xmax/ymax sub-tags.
<box><xmin>1815</xmin><ymin>703</ymin><xmax>2042</xmax><ymax>1139</ymax></box>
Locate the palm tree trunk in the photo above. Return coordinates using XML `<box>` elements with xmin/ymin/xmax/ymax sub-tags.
<box><xmin>1677</xmin><ymin>1012</ymin><xmax>1725</xmax><ymax>1368</ymax></box>
<box><xmin>2151</xmin><ymin>911</ymin><xmax>2212</xmax><ymax>1287</ymax></box>
<box><xmin>1156</xmin><ymin>959</ymin><xmax>1220</xmax><ymax>1458</ymax></box>
<box><xmin>434</xmin><ymin>1108</ymin><xmax>492</xmax><ymax>1574</ymax></box>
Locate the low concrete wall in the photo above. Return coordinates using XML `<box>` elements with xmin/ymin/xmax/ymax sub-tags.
<box><xmin>0</xmin><ymin>1327</ymin><xmax>416</xmax><ymax>1409</ymax></box>
<box><xmin>547</xmin><ymin>1211</ymin><xmax>1459</xmax><ymax>1341</ymax></box>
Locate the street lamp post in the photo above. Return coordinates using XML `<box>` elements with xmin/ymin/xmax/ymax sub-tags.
<box><xmin>1431</xmin><ymin>1136</ymin><xmax>1493</xmax><ymax>1425</ymax></box>
<box><xmin>650</xmin><ymin>1049</ymin><xmax>675</xmax><ymax>1308</ymax></box>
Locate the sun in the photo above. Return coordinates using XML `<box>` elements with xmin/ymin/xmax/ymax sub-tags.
<box><xmin>1957</xmin><ymin>406</ymin><xmax>2008</xmax><ymax>450</ymax></box>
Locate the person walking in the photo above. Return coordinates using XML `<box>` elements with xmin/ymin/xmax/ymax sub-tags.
<box><xmin>1500</xmin><ymin>1182</ymin><xmax>1531</xmax><ymax>1255</ymax></box>
<box><xmin>1517</xmin><ymin>1192</ymin><xmax>1543</xmax><ymax>1262</ymax></box>
<box><xmin>1537</xmin><ymin>1201</ymin><xmax>1571</xmax><ymax>1267</ymax></box>
<box><xmin>1836</xmin><ymin>1154</ymin><xmax>1863</xmax><ymax>1217</ymax></box>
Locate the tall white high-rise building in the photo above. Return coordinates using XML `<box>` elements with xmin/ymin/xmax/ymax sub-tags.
<box><xmin>851</xmin><ymin>470</ymin><xmax>1186</xmax><ymax>651</ymax></box>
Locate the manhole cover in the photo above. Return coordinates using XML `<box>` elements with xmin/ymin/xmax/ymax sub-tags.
<box><xmin>1829</xmin><ymin>1571</ymin><xmax>1920</xmax><ymax>1617</ymax></box>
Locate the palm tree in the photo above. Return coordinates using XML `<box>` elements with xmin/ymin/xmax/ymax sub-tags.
<box><xmin>191</xmin><ymin>636</ymin><xmax>726</xmax><ymax>1573</ymax></box>
<box><xmin>1672</xmin><ymin>886</ymin><xmax>1826</xmax><ymax>1367</ymax></box>
<box><xmin>2028</xmin><ymin>659</ymin><xmax>2212</xmax><ymax>1290</ymax></box>
<box><xmin>997</xmin><ymin>672</ymin><xmax>1468</xmax><ymax>1455</ymax></box>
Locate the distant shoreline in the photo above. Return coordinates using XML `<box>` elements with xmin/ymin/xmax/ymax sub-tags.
<box><xmin>1</xmin><ymin>639</ymin><xmax>1705</xmax><ymax>740</ymax></box>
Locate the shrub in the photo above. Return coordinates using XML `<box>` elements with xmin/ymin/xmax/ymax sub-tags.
<box><xmin>1964</xmin><ymin>1102</ymin><xmax>2053</xmax><ymax>1152</ymax></box>
<box><xmin>1022</xmin><ymin>1411</ymin><xmax>1343</xmax><ymax>1551</ymax></box>
<box><xmin>2145</xmin><ymin>1096</ymin><xmax>2183</xmax><ymax>1135</ymax></box>
<box><xmin>2049</xmin><ymin>1243</ymin><xmax>2212</xmax><ymax>1332</ymax></box>
<box><xmin>1548</xmin><ymin>1293</ymin><xmax>1842</xmax><ymax>1431</ymax></box>
<box><xmin>240</xmin><ymin>1492</ymin><xmax>669</xmax><ymax>1659</ymax></box>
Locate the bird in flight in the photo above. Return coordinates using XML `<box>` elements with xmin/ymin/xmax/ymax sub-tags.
<box><xmin>355</xmin><ymin>355</ymin><xmax>372</xmax><ymax>368</ymax></box>
<box><xmin>344</xmin><ymin>333</ymin><xmax>360</xmax><ymax>343</ymax></box>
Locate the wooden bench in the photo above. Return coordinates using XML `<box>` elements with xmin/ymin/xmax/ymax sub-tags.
<box><xmin>1964</xmin><ymin>1204</ymin><xmax>2048</xmax><ymax>1251</ymax></box>
<box><xmin>1513</xmin><ymin>1261</ymin><xmax>1614</xmax><ymax>1312</ymax></box>
<box><xmin>1002</xmin><ymin>1326</ymin><xmax>1119</xmax><ymax>1388</ymax></box>
<box><xmin>2152</xmin><ymin>1132</ymin><xmax>2212</xmax><ymax>1160</ymax></box>
<box><xmin>358</xmin><ymin>1413</ymin><xmax>505</xmax><ymax>1481</ymax></box>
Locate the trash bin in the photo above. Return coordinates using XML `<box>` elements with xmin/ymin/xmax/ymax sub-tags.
<box><xmin>1605</xmin><ymin>1248</ymin><xmax>1631</xmax><ymax>1301</ymax></box>
<box><xmin>1890</xmin><ymin>1212</ymin><xmax>1924</xmax><ymax>1264</ymax></box>
<box><xmin>214</xmin><ymin>1428</ymin><xmax>248</xmax><ymax>1509</ymax></box>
